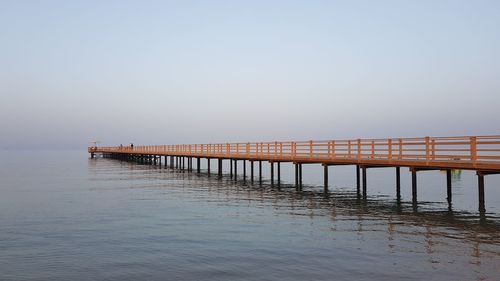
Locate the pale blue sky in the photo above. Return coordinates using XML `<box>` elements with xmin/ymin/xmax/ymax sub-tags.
<box><xmin>1</xmin><ymin>0</ymin><xmax>499</xmax><ymax>149</ymax></box>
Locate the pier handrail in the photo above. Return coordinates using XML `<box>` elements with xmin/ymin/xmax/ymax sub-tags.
<box><xmin>89</xmin><ymin>135</ymin><xmax>500</xmax><ymax>170</ymax></box>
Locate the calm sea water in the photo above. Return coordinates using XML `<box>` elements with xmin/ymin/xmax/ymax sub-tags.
<box><xmin>1</xmin><ymin>150</ymin><xmax>499</xmax><ymax>280</ymax></box>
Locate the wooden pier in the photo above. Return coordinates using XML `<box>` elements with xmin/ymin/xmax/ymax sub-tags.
<box><xmin>89</xmin><ymin>135</ymin><xmax>500</xmax><ymax>213</ymax></box>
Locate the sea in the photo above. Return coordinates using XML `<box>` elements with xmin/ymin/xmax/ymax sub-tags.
<box><xmin>1</xmin><ymin>150</ymin><xmax>499</xmax><ymax>280</ymax></box>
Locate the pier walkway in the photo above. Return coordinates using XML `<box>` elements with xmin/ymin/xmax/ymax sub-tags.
<box><xmin>89</xmin><ymin>135</ymin><xmax>500</xmax><ymax>213</ymax></box>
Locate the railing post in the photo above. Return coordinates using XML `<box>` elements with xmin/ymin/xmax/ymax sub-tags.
<box><xmin>332</xmin><ymin>141</ymin><xmax>335</xmax><ymax>160</ymax></box>
<box><xmin>388</xmin><ymin>139</ymin><xmax>392</xmax><ymax>161</ymax></box>
<box><xmin>398</xmin><ymin>138</ymin><xmax>403</xmax><ymax>160</ymax></box>
<box><xmin>327</xmin><ymin>141</ymin><xmax>331</xmax><ymax>159</ymax></box>
<box><xmin>470</xmin><ymin>136</ymin><xmax>477</xmax><ymax>167</ymax></box>
<box><xmin>292</xmin><ymin>142</ymin><xmax>296</xmax><ymax>160</ymax></box>
<box><xmin>432</xmin><ymin>139</ymin><xmax>436</xmax><ymax>160</ymax></box>
<box><xmin>357</xmin><ymin>139</ymin><xmax>361</xmax><ymax>161</ymax></box>
<box><xmin>425</xmin><ymin>136</ymin><xmax>430</xmax><ymax>164</ymax></box>
<box><xmin>348</xmin><ymin>140</ymin><xmax>352</xmax><ymax>158</ymax></box>
<box><xmin>309</xmin><ymin>140</ymin><xmax>313</xmax><ymax>160</ymax></box>
<box><xmin>275</xmin><ymin>141</ymin><xmax>278</xmax><ymax>158</ymax></box>
<box><xmin>371</xmin><ymin>140</ymin><xmax>375</xmax><ymax>159</ymax></box>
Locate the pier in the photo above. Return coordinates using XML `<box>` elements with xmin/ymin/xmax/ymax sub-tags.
<box><xmin>89</xmin><ymin>135</ymin><xmax>500</xmax><ymax>213</ymax></box>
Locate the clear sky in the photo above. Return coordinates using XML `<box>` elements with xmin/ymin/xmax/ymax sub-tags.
<box><xmin>1</xmin><ymin>0</ymin><xmax>499</xmax><ymax>149</ymax></box>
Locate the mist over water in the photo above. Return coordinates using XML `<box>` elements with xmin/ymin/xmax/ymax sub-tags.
<box><xmin>1</xmin><ymin>150</ymin><xmax>499</xmax><ymax>280</ymax></box>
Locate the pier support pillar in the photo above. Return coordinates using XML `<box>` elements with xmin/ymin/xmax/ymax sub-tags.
<box><xmin>323</xmin><ymin>164</ymin><xmax>328</xmax><ymax>193</ymax></box>
<box><xmin>250</xmin><ymin>161</ymin><xmax>254</xmax><ymax>183</ymax></box>
<box><xmin>396</xmin><ymin>167</ymin><xmax>401</xmax><ymax>200</ymax></box>
<box><xmin>356</xmin><ymin>165</ymin><xmax>361</xmax><ymax>196</ymax></box>
<box><xmin>270</xmin><ymin>162</ymin><xmax>274</xmax><ymax>186</ymax></box>
<box><xmin>234</xmin><ymin>160</ymin><xmax>238</xmax><ymax>180</ymax></box>
<box><xmin>295</xmin><ymin>163</ymin><xmax>299</xmax><ymax>188</ymax></box>
<box><xmin>362</xmin><ymin>166</ymin><xmax>367</xmax><ymax>198</ymax></box>
<box><xmin>277</xmin><ymin>162</ymin><xmax>281</xmax><ymax>187</ymax></box>
<box><xmin>207</xmin><ymin>158</ymin><xmax>211</xmax><ymax>176</ymax></box>
<box><xmin>446</xmin><ymin>170</ymin><xmax>452</xmax><ymax>203</ymax></box>
<box><xmin>411</xmin><ymin>168</ymin><xmax>417</xmax><ymax>204</ymax></box>
<box><xmin>218</xmin><ymin>159</ymin><xmax>223</xmax><ymax>178</ymax></box>
<box><xmin>197</xmin><ymin>158</ymin><xmax>201</xmax><ymax>173</ymax></box>
<box><xmin>299</xmin><ymin>163</ymin><xmax>303</xmax><ymax>189</ymax></box>
<box><xmin>477</xmin><ymin>172</ymin><xmax>486</xmax><ymax>214</ymax></box>
<box><xmin>230</xmin><ymin>160</ymin><xmax>233</xmax><ymax>178</ymax></box>
<box><xmin>243</xmin><ymin>160</ymin><xmax>246</xmax><ymax>180</ymax></box>
<box><xmin>259</xmin><ymin>161</ymin><xmax>262</xmax><ymax>184</ymax></box>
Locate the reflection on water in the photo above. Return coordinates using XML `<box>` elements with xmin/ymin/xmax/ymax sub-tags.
<box><xmin>88</xmin><ymin>158</ymin><xmax>500</xmax><ymax>270</ymax></box>
<box><xmin>0</xmin><ymin>151</ymin><xmax>499</xmax><ymax>281</ymax></box>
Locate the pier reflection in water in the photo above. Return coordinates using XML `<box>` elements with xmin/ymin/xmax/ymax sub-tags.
<box><xmin>0</xmin><ymin>150</ymin><xmax>499</xmax><ymax>281</ymax></box>
<box><xmin>89</xmin><ymin>156</ymin><xmax>500</xmax><ymax>280</ymax></box>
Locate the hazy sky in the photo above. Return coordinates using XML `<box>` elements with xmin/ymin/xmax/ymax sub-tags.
<box><xmin>1</xmin><ymin>0</ymin><xmax>499</xmax><ymax>149</ymax></box>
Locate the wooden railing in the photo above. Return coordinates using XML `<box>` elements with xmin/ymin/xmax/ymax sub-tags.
<box><xmin>89</xmin><ymin>135</ymin><xmax>500</xmax><ymax>170</ymax></box>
